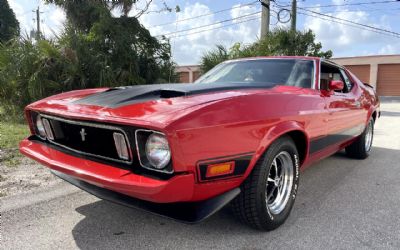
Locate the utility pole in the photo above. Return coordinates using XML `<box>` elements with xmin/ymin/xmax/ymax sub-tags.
<box><xmin>34</xmin><ymin>6</ymin><xmax>41</xmax><ymax>40</ymax></box>
<box><xmin>291</xmin><ymin>0</ymin><xmax>297</xmax><ymax>32</ymax></box>
<box><xmin>260</xmin><ymin>0</ymin><xmax>270</xmax><ymax>37</ymax></box>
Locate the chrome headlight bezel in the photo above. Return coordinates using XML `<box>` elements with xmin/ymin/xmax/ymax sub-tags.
<box><xmin>135</xmin><ymin>129</ymin><xmax>173</xmax><ymax>174</ymax></box>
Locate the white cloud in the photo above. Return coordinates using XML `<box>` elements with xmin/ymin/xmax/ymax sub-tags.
<box><xmin>379</xmin><ymin>44</ymin><xmax>400</xmax><ymax>55</ymax></box>
<box><xmin>8</xmin><ymin>0</ymin><xmax>66</xmax><ymax>38</ymax></box>
<box><xmin>8</xmin><ymin>0</ymin><xmax>400</xmax><ymax>64</ymax></box>
<box><xmin>303</xmin><ymin>5</ymin><xmax>399</xmax><ymax>57</ymax></box>
<box><xmin>139</xmin><ymin>2</ymin><xmax>261</xmax><ymax>65</ymax></box>
<box><xmin>49</xmin><ymin>8</ymin><xmax>66</xmax><ymax>27</ymax></box>
<box><xmin>40</xmin><ymin>4</ymin><xmax>66</xmax><ymax>38</ymax></box>
<box><xmin>9</xmin><ymin>0</ymin><xmax>34</xmax><ymax>35</ymax></box>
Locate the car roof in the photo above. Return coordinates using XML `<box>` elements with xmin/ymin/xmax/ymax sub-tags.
<box><xmin>225</xmin><ymin>56</ymin><xmax>321</xmax><ymax>63</ymax></box>
<box><xmin>224</xmin><ymin>56</ymin><xmax>346</xmax><ymax>69</ymax></box>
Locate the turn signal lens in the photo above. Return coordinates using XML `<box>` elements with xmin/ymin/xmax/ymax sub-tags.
<box><xmin>206</xmin><ymin>162</ymin><xmax>235</xmax><ymax>178</ymax></box>
<box><xmin>42</xmin><ymin>119</ymin><xmax>54</xmax><ymax>140</ymax></box>
<box><xmin>113</xmin><ymin>132</ymin><xmax>129</xmax><ymax>160</ymax></box>
<box><xmin>35</xmin><ymin>115</ymin><xmax>46</xmax><ymax>139</ymax></box>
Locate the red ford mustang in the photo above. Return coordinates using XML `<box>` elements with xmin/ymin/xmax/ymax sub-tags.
<box><xmin>20</xmin><ymin>56</ymin><xmax>379</xmax><ymax>230</ymax></box>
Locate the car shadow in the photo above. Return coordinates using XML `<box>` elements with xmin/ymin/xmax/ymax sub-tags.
<box><xmin>379</xmin><ymin>96</ymin><xmax>400</xmax><ymax>103</ymax></box>
<box><xmin>380</xmin><ymin>110</ymin><xmax>400</xmax><ymax>117</ymax></box>
<box><xmin>71</xmin><ymin>146</ymin><xmax>399</xmax><ymax>249</ymax></box>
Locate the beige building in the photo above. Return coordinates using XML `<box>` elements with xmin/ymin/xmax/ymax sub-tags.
<box><xmin>332</xmin><ymin>55</ymin><xmax>400</xmax><ymax>96</ymax></box>
<box><xmin>176</xmin><ymin>65</ymin><xmax>201</xmax><ymax>83</ymax></box>
<box><xmin>177</xmin><ymin>55</ymin><xmax>400</xmax><ymax>96</ymax></box>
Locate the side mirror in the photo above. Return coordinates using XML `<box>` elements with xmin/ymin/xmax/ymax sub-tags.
<box><xmin>329</xmin><ymin>80</ymin><xmax>344</xmax><ymax>91</ymax></box>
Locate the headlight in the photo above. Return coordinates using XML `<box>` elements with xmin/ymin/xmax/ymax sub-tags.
<box><xmin>35</xmin><ymin>115</ymin><xmax>46</xmax><ymax>138</ymax></box>
<box><xmin>145</xmin><ymin>133</ymin><xmax>171</xmax><ymax>169</ymax></box>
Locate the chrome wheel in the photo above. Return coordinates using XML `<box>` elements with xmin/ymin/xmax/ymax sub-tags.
<box><xmin>266</xmin><ymin>151</ymin><xmax>294</xmax><ymax>215</ymax></box>
<box><xmin>365</xmin><ymin>121</ymin><xmax>373</xmax><ymax>152</ymax></box>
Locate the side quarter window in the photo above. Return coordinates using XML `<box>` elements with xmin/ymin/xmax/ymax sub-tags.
<box><xmin>320</xmin><ymin>62</ymin><xmax>351</xmax><ymax>93</ymax></box>
<box><xmin>339</xmin><ymin>69</ymin><xmax>353</xmax><ymax>92</ymax></box>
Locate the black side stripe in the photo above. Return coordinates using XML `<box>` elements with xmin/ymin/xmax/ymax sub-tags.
<box><xmin>309</xmin><ymin>124</ymin><xmax>365</xmax><ymax>154</ymax></box>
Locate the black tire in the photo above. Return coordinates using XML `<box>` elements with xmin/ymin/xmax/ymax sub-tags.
<box><xmin>345</xmin><ymin>119</ymin><xmax>374</xmax><ymax>159</ymax></box>
<box><xmin>232</xmin><ymin>136</ymin><xmax>300</xmax><ymax>231</ymax></box>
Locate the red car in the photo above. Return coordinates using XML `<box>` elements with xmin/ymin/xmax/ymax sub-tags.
<box><xmin>20</xmin><ymin>56</ymin><xmax>379</xmax><ymax>230</ymax></box>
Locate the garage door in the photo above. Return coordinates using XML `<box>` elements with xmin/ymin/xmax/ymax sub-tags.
<box><xmin>377</xmin><ymin>64</ymin><xmax>400</xmax><ymax>96</ymax></box>
<box><xmin>193</xmin><ymin>71</ymin><xmax>201</xmax><ymax>82</ymax></box>
<box><xmin>179</xmin><ymin>72</ymin><xmax>189</xmax><ymax>83</ymax></box>
<box><xmin>344</xmin><ymin>65</ymin><xmax>370</xmax><ymax>84</ymax></box>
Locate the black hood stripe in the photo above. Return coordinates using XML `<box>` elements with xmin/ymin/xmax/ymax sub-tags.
<box><xmin>73</xmin><ymin>82</ymin><xmax>274</xmax><ymax>108</ymax></box>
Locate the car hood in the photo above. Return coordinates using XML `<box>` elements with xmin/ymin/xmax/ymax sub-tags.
<box><xmin>27</xmin><ymin>82</ymin><xmax>283</xmax><ymax>128</ymax></box>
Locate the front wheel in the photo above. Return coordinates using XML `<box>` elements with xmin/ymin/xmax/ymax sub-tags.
<box><xmin>232</xmin><ymin>136</ymin><xmax>300</xmax><ymax>231</ymax></box>
<box><xmin>345</xmin><ymin>119</ymin><xmax>374</xmax><ymax>159</ymax></box>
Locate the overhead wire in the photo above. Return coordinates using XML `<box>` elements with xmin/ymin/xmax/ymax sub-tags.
<box><xmin>149</xmin><ymin>0</ymin><xmax>259</xmax><ymax>28</ymax></box>
<box><xmin>299</xmin><ymin>0</ymin><xmax>399</xmax><ymax>9</ymax></box>
<box><xmin>156</xmin><ymin>11</ymin><xmax>261</xmax><ymax>37</ymax></box>
<box><xmin>297</xmin><ymin>6</ymin><xmax>400</xmax><ymax>38</ymax></box>
<box><xmin>155</xmin><ymin>0</ymin><xmax>400</xmax><ymax>40</ymax></box>
<box><xmin>166</xmin><ymin>16</ymin><xmax>263</xmax><ymax>39</ymax></box>
<box><xmin>297</xmin><ymin>11</ymin><xmax>400</xmax><ymax>39</ymax></box>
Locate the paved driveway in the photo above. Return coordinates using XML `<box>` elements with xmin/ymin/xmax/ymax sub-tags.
<box><xmin>2</xmin><ymin>99</ymin><xmax>400</xmax><ymax>250</ymax></box>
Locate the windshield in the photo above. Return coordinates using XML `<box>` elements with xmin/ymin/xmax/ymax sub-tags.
<box><xmin>195</xmin><ymin>59</ymin><xmax>314</xmax><ymax>88</ymax></box>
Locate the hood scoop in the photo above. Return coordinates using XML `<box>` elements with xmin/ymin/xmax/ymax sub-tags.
<box><xmin>73</xmin><ymin>82</ymin><xmax>273</xmax><ymax>108</ymax></box>
<box><xmin>111</xmin><ymin>89</ymin><xmax>187</xmax><ymax>107</ymax></box>
<box><xmin>160</xmin><ymin>89</ymin><xmax>187</xmax><ymax>98</ymax></box>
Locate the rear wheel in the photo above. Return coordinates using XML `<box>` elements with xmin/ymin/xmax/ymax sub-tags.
<box><xmin>345</xmin><ymin>119</ymin><xmax>374</xmax><ymax>159</ymax></box>
<box><xmin>232</xmin><ymin>136</ymin><xmax>300</xmax><ymax>231</ymax></box>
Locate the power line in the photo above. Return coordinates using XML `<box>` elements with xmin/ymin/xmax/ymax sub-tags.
<box><xmin>156</xmin><ymin>11</ymin><xmax>261</xmax><ymax>37</ymax></box>
<box><xmin>314</xmin><ymin>7</ymin><xmax>400</xmax><ymax>14</ymax></box>
<box><xmin>299</xmin><ymin>0</ymin><xmax>399</xmax><ymax>9</ymax></box>
<box><xmin>297</xmin><ymin>11</ymin><xmax>400</xmax><ymax>39</ymax></box>
<box><xmin>298</xmin><ymin>7</ymin><xmax>400</xmax><ymax>38</ymax></box>
<box><xmin>298</xmin><ymin>11</ymin><xmax>397</xmax><ymax>38</ymax></box>
<box><xmin>166</xmin><ymin>16</ymin><xmax>262</xmax><ymax>39</ymax></box>
<box><xmin>149</xmin><ymin>1</ymin><xmax>259</xmax><ymax>28</ymax></box>
<box><xmin>155</xmin><ymin>0</ymin><xmax>400</xmax><ymax>40</ymax></box>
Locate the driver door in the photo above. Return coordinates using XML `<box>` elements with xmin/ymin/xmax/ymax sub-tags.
<box><xmin>322</xmin><ymin>63</ymin><xmax>366</xmax><ymax>148</ymax></box>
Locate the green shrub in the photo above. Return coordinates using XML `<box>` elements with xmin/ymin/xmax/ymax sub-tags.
<box><xmin>0</xmin><ymin>2</ymin><xmax>178</xmax><ymax>122</ymax></box>
<box><xmin>0</xmin><ymin>38</ymin><xmax>83</xmax><ymax>121</ymax></box>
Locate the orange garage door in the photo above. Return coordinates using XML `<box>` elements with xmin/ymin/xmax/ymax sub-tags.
<box><xmin>193</xmin><ymin>71</ymin><xmax>201</xmax><ymax>82</ymax></box>
<box><xmin>344</xmin><ymin>65</ymin><xmax>370</xmax><ymax>84</ymax></box>
<box><xmin>179</xmin><ymin>72</ymin><xmax>189</xmax><ymax>83</ymax></box>
<box><xmin>377</xmin><ymin>64</ymin><xmax>400</xmax><ymax>96</ymax></box>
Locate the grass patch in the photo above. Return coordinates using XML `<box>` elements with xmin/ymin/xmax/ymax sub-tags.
<box><xmin>0</xmin><ymin>121</ymin><xmax>30</xmax><ymax>167</ymax></box>
<box><xmin>0</xmin><ymin>122</ymin><xmax>29</xmax><ymax>149</ymax></box>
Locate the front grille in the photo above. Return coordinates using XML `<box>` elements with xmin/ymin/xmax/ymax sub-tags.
<box><xmin>41</xmin><ymin>115</ymin><xmax>132</xmax><ymax>164</ymax></box>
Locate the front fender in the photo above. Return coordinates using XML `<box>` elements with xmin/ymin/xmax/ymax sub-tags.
<box><xmin>242</xmin><ymin>120</ymin><xmax>309</xmax><ymax>180</ymax></box>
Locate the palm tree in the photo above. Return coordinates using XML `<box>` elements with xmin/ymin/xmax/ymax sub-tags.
<box><xmin>111</xmin><ymin>0</ymin><xmax>137</xmax><ymax>16</ymax></box>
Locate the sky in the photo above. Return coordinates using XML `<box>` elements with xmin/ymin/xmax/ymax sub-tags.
<box><xmin>8</xmin><ymin>0</ymin><xmax>400</xmax><ymax>65</ymax></box>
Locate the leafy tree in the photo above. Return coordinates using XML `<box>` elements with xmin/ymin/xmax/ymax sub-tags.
<box><xmin>201</xmin><ymin>28</ymin><xmax>333</xmax><ymax>72</ymax></box>
<box><xmin>0</xmin><ymin>38</ymin><xmax>85</xmax><ymax>121</ymax></box>
<box><xmin>200</xmin><ymin>45</ymin><xmax>229</xmax><ymax>74</ymax></box>
<box><xmin>0</xmin><ymin>0</ymin><xmax>178</xmax><ymax>121</ymax></box>
<box><xmin>0</xmin><ymin>0</ymin><xmax>20</xmax><ymax>43</ymax></box>
<box><xmin>45</xmin><ymin>0</ymin><xmax>176</xmax><ymax>86</ymax></box>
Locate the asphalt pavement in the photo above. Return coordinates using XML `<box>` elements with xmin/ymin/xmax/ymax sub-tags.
<box><xmin>2</xmin><ymin>99</ymin><xmax>400</xmax><ymax>250</ymax></box>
